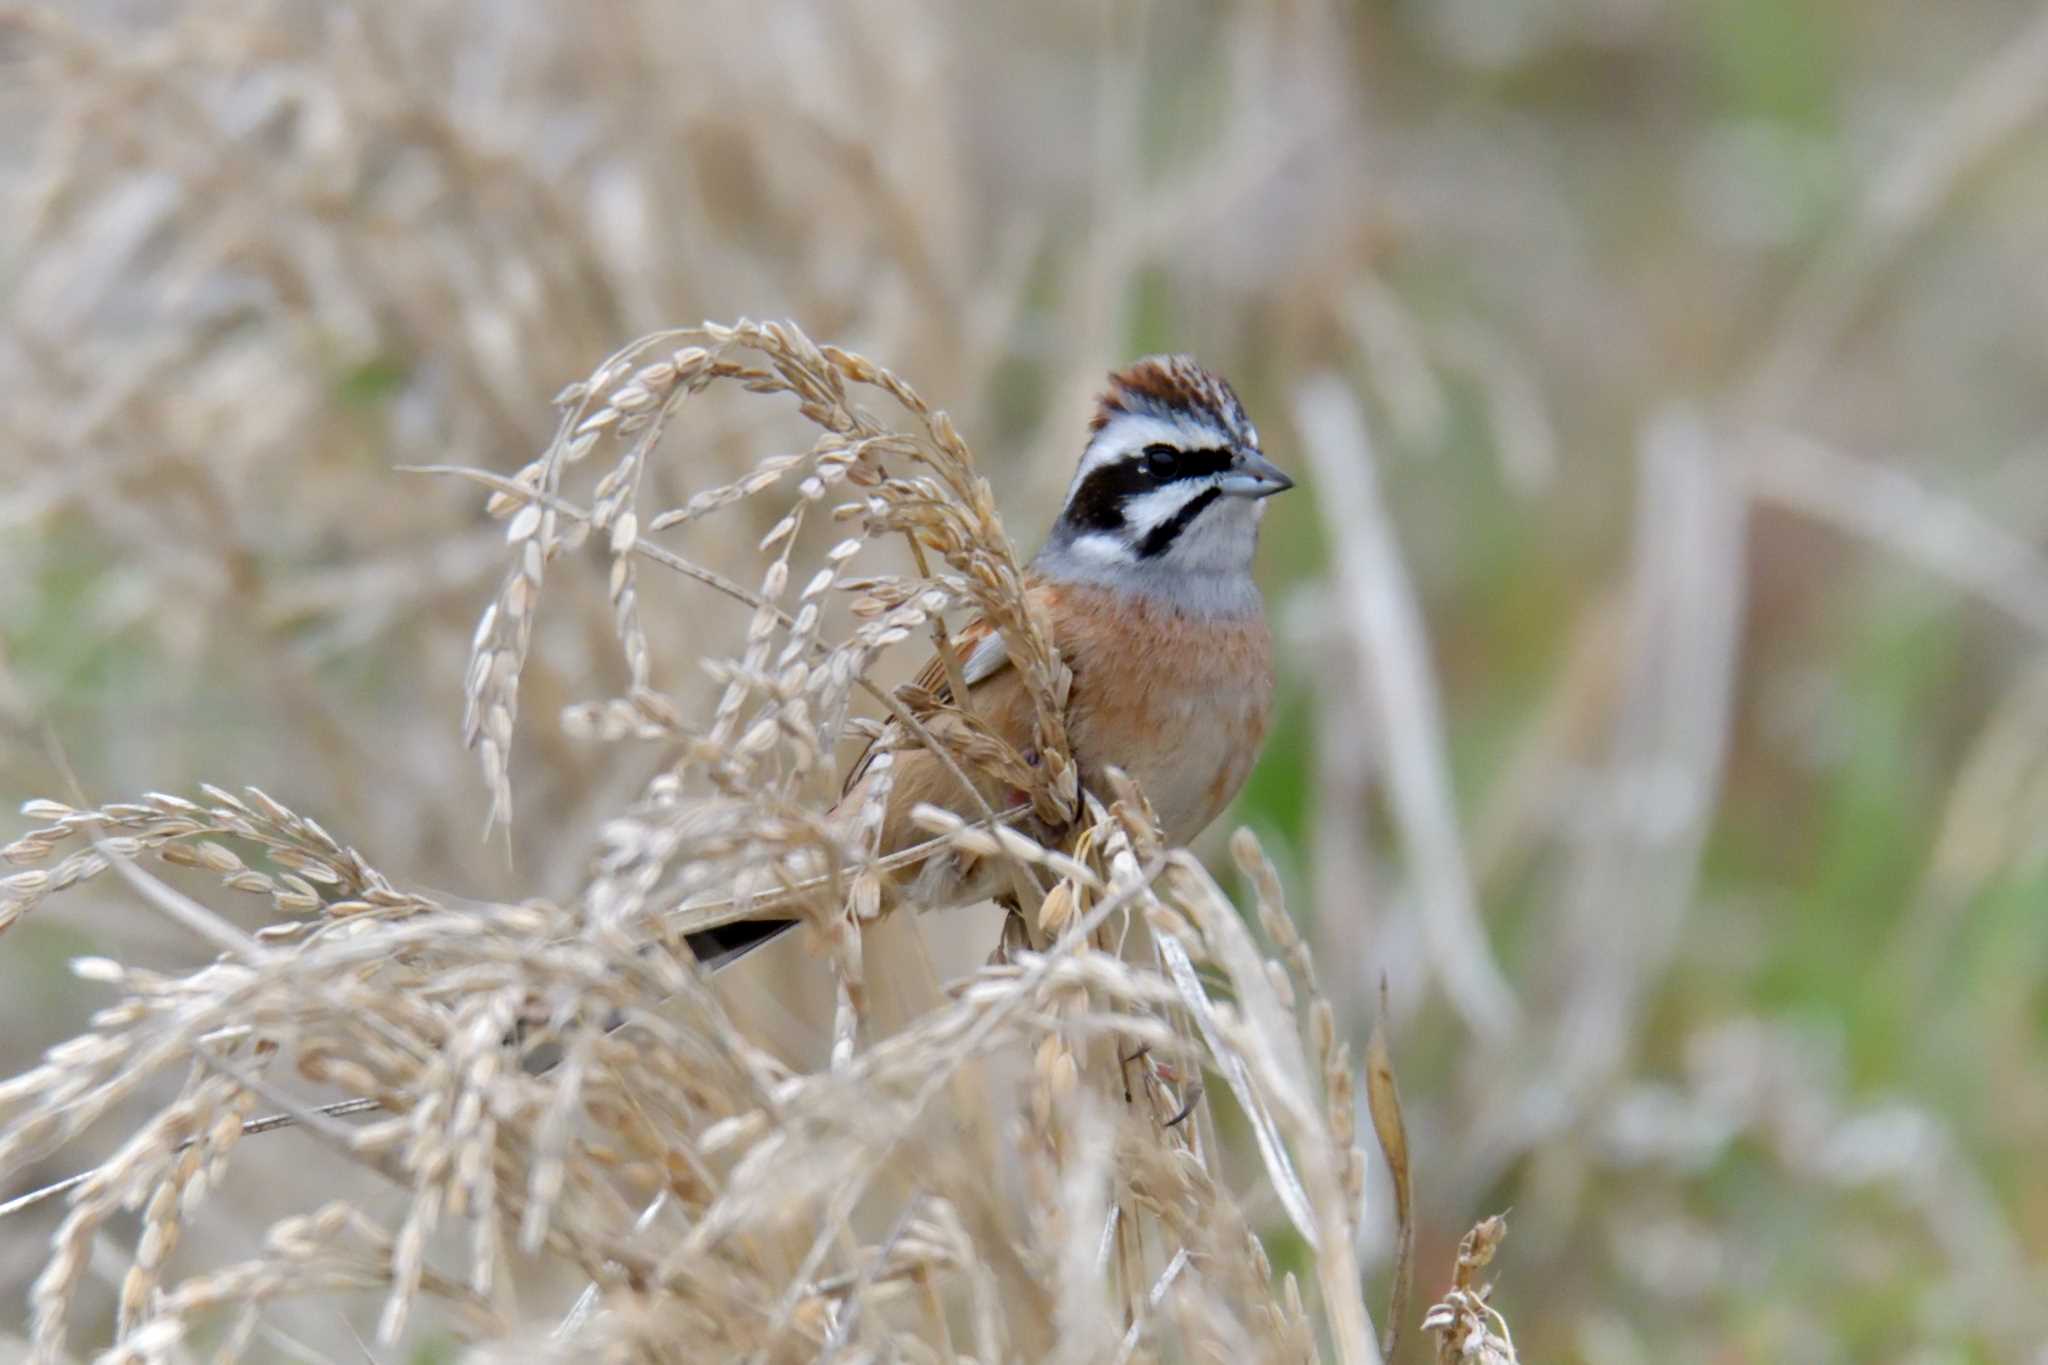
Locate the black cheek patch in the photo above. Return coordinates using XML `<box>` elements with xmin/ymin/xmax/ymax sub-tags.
<box><xmin>1137</xmin><ymin>487</ymin><xmax>1222</xmax><ymax>558</ymax></box>
<box><xmin>1064</xmin><ymin>462</ymin><xmax>1147</xmax><ymax>532</ymax></box>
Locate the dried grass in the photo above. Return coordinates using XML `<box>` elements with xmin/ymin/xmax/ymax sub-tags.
<box><xmin>10</xmin><ymin>1</ymin><xmax>2048</xmax><ymax>1359</ymax></box>
<box><xmin>0</xmin><ymin>321</ymin><xmax>1441</xmax><ymax>1363</ymax></box>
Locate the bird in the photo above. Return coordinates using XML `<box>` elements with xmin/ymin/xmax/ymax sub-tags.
<box><xmin>686</xmin><ymin>355</ymin><xmax>1294</xmax><ymax>967</ymax></box>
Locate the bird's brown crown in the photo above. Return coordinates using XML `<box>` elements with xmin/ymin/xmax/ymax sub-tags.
<box><xmin>1089</xmin><ymin>355</ymin><xmax>1257</xmax><ymax>450</ymax></box>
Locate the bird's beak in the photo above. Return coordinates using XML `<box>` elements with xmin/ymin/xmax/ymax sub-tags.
<box><xmin>1218</xmin><ymin>452</ymin><xmax>1295</xmax><ymax>499</ymax></box>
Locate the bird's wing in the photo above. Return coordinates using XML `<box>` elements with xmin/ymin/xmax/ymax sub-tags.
<box><xmin>916</xmin><ymin>620</ymin><xmax>1014</xmax><ymax>702</ymax></box>
<box><xmin>840</xmin><ymin>615</ymin><xmax>1014</xmax><ymax>798</ymax></box>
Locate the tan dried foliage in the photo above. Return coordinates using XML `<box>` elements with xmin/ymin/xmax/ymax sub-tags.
<box><xmin>1423</xmin><ymin>1215</ymin><xmax>1518</xmax><ymax>1365</ymax></box>
<box><xmin>0</xmin><ymin>323</ymin><xmax>1447</xmax><ymax>1364</ymax></box>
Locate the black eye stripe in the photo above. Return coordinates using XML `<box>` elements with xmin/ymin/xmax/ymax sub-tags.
<box><xmin>1057</xmin><ymin>446</ymin><xmax>1237</xmax><ymax>537</ymax></box>
<box><xmin>1140</xmin><ymin>446</ymin><xmax>1233</xmax><ymax>482</ymax></box>
<box><xmin>1136</xmin><ymin>486</ymin><xmax>1222</xmax><ymax>558</ymax></box>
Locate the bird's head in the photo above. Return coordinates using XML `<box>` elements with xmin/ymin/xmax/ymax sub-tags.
<box><xmin>1038</xmin><ymin>356</ymin><xmax>1291</xmax><ymax>612</ymax></box>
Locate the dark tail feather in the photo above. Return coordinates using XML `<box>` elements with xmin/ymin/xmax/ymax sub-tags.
<box><xmin>685</xmin><ymin>918</ymin><xmax>798</xmax><ymax>971</ymax></box>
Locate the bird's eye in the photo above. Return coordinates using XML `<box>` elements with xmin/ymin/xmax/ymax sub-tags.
<box><xmin>1141</xmin><ymin>443</ymin><xmax>1178</xmax><ymax>476</ymax></box>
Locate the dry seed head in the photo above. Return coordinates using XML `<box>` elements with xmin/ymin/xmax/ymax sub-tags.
<box><xmin>0</xmin><ymin>320</ymin><xmax>1397</xmax><ymax>1362</ymax></box>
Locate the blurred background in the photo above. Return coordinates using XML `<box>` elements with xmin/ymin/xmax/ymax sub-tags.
<box><xmin>6</xmin><ymin>1</ymin><xmax>2048</xmax><ymax>1360</ymax></box>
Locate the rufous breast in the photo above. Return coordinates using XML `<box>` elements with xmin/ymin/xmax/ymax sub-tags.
<box><xmin>1045</xmin><ymin>583</ymin><xmax>1274</xmax><ymax>844</ymax></box>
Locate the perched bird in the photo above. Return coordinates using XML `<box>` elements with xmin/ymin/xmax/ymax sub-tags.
<box><xmin>688</xmin><ymin>356</ymin><xmax>1293</xmax><ymax>966</ymax></box>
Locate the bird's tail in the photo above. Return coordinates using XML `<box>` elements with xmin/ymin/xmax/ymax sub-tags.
<box><xmin>684</xmin><ymin>917</ymin><xmax>798</xmax><ymax>970</ymax></box>
<box><xmin>667</xmin><ymin>794</ymin><xmax>1031</xmax><ymax>971</ymax></box>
